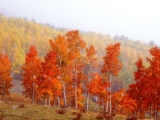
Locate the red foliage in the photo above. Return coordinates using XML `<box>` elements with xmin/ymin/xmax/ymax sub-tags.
<box><xmin>0</xmin><ymin>53</ymin><xmax>13</xmax><ymax>99</ymax></box>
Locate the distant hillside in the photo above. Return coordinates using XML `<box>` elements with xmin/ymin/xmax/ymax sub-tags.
<box><xmin>0</xmin><ymin>14</ymin><xmax>151</xmax><ymax>88</ymax></box>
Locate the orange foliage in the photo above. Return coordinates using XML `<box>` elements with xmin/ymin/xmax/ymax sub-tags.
<box><xmin>0</xmin><ymin>53</ymin><xmax>13</xmax><ymax>99</ymax></box>
<box><xmin>66</xmin><ymin>30</ymin><xmax>86</xmax><ymax>108</ymax></box>
<box><xmin>22</xmin><ymin>46</ymin><xmax>41</xmax><ymax>103</ymax></box>
<box><xmin>120</xmin><ymin>95</ymin><xmax>137</xmax><ymax>117</ymax></box>
<box><xmin>40</xmin><ymin>50</ymin><xmax>62</xmax><ymax>100</ymax></box>
<box><xmin>87</xmin><ymin>72</ymin><xmax>109</xmax><ymax>109</ymax></box>
<box><xmin>112</xmin><ymin>88</ymin><xmax>125</xmax><ymax>113</ymax></box>
<box><xmin>101</xmin><ymin>43</ymin><xmax>122</xmax><ymax>76</ymax></box>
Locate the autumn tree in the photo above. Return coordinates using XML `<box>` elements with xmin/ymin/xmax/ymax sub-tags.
<box><xmin>85</xmin><ymin>45</ymin><xmax>97</xmax><ymax>110</ymax></box>
<box><xmin>49</xmin><ymin>35</ymin><xmax>69</xmax><ymax>107</ymax></box>
<box><xmin>66</xmin><ymin>30</ymin><xmax>86</xmax><ymax>108</ymax></box>
<box><xmin>0</xmin><ymin>53</ymin><xmax>13</xmax><ymax>99</ymax></box>
<box><xmin>127</xmin><ymin>46</ymin><xmax>160</xmax><ymax>119</ymax></box>
<box><xmin>101</xmin><ymin>43</ymin><xmax>122</xmax><ymax>113</ymax></box>
<box><xmin>40</xmin><ymin>50</ymin><xmax>62</xmax><ymax>106</ymax></box>
<box><xmin>127</xmin><ymin>58</ymin><xmax>147</xmax><ymax>118</ymax></box>
<box><xmin>145</xmin><ymin>46</ymin><xmax>160</xmax><ymax>119</ymax></box>
<box><xmin>22</xmin><ymin>46</ymin><xmax>41</xmax><ymax>104</ymax></box>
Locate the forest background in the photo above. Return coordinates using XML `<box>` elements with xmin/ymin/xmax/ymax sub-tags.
<box><xmin>0</xmin><ymin>14</ymin><xmax>154</xmax><ymax>90</ymax></box>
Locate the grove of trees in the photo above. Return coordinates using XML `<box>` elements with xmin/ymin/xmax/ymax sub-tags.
<box><xmin>1</xmin><ymin>15</ymin><xmax>160</xmax><ymax>119</ymax></box>
<box><xmin>127</xmin><ymin>46</ymin><xmax>160</xmax><ymax>119</ymax></box>
<box><xmin>21</xmin><ymin>30</ymin><xmax>123</xmax><ymax>112</ymax></box>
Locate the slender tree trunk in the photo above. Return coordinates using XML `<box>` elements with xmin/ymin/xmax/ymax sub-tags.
<box><xmin>86</xmin><ymin>71</ymin><xmax>90</xmax><ymax>110</ymax></box>
<box><xmin>154</xmin><ymin>91</ymin><xmax>156</xmax><ymax>120</ymax></box>
<box><xmin>150</xmin><ymin>104</ymin><xmax>152</xmax><ymax>119</ymax></box>
<box><xmin>54</xmin><ymin>97</ymin><xmax>56</xmax><ymax>106</ymax></box>
<box><xmin>62</xmin><ymin>81</ymin><xmax>67</xmax><ymax>107</ymax></box>
<box><xmin>149</xmin><ymin>90</ymin><xmax>152</xmax><ymax>119</ymax></box>
<box><xmin>106</xmin><ymin>100</ymin><xmax>109</xmax><ymax>113</ymax></box>
<box><xmin>44</xmin><ymin>98</ymin><xmax>47</xmax><ymax>106</ymax></box>
<box><xmin>32</xmin><ymin>82</ymin><xmax>35</xmax><ymax>104</ymax></box>
<box><xmin>11</xmin><ymin>71</ymin><xmax>14</xmax><ymax>79</ymax></box>
<box><xmin>1</xmin><ymin>82</ymin><xmax>4</xmax><ymax>100</ymax></box>
<box><xmin>156</xmin><ymin>94</ymin><xmax>159</xmax><ymax>120</ymax></box>
<box><xmin>59</xmin><ymin>58</ymin><xmax>67</xmax><ymax>107</ymax></box>
<box><xmin>86</xmin><ymin>92</ymin><xmax>89</xmax><ymax>111</ymax></box>
<box><xmin>48</xmin><ymin>96</ymin><xmax>50</xmax><ymax>107</ymax></box>
<box><xmin>74</xmin><ymin>58</ymin><xmax>77</xmax><ymax>108</ymax></box>
<box><xmin>2</xmin><ymin>82</ymin><xmax>6</xmax><ymax>100</ymax></box>
<box><xmin>70</xmin><ymin>94</ymin><xmax>72</xmax><ymax>108</ymax></box>
<box><xmin>106</xmin><ymin>84</ymin><xmax>109</xmax><ymax>113</ymax></box>
<box><xmin>114</xmin><ymin>107</ymin><xmax>117</xmax><ymax>113</ymax></box>
<box><xmin>101</xmin><ymin>98</ymin><xmax>105</xmax><ymax>110</ymax></box>
<box><xmin>74</xmin><ymin>84</ymin><xmax>77</xmax><ymax>108</ymax></box>
<box><xmin>109</xmin><ymin>74</ymin><xmax>112</xmax><ymax>113</ymax></box>
<box><xmin>57</xmin><ymin>96</ymin><xmax>60</xmax><ymax>107</ymax></box>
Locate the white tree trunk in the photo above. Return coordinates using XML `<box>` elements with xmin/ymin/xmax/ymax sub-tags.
<box><xmin>57</xmin><ymin>97</ymin><xmax>60</xmax><ymax>107</ymax></box>
<box><xmin>48</xmin><ymin>96</ymin><xmax>50</xmax><ymax>107</ymax></box>
<box><xmin>62</xmin><ymin>81</ymin><xmax>67</xmax><ymax>107</ymax></box>
<box><xmin>106</xmin><ymin>100</ymin><xmax>109</xmax><ymax>113</ymax></box>
<box><xmin>74</xmin><ymin>86</ymin><xmax>77</xmax><ymax>108</ymax></box>
<box><xmin>59</xmin><ymin>57</ymin><xmax>67</xmax><ymax>107</ymax></box>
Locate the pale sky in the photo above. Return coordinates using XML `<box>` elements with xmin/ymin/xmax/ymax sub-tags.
<box><xmin>0</xmin><ymin>0</ymin><xmax>160</xmax><ymax>45</ymax></box>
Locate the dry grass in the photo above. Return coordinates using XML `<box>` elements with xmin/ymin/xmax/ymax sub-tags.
<box><xmin>0</xmin><ymin>101</ymin><xmax>96</xmax><ymax>120</ymax></box>
<box><xmin>0</xmin><ymin>80</ymin><xmax>127</xmax><ymax>120</ymax></box>
<box><xmin>2</xmin><ymin>93</ymin><xmax>31</xmax><ymax>103</ymax></box>
<box><xmin>0</xmin><ymin>101</ymin><xmax>129</xmax><ymax>120</ymax></box>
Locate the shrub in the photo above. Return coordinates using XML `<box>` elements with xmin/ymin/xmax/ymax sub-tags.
<box><xmin>56</xmin><ymin>109</ymin><xmax>66</xmax><ymax>115</ymax></box>
<box><xmin>96</xmin><ymin>112</ymin><xmax>114</xmax><ymax>120</ymax></box>
<box><xmin>96</xmin><ymin>113</ymin><xmax>104</xmax><ymax>119</ymax></box>
<box><xmin>71</xmin><ymin>111</ymin><xmax>78</xmax><ymax>115</ymax></box>
<box><xmin>76</xmin><ymin>113</ymin><xmax>82</xmax><ymax>119</ymax></box>
<box><xmin>105</xmin><ymin>115</ymin><xmax>112</xmax><ymax>120</ymax></box>
<box><xmin>19</xmin><ymin>104</ymin><xmax>26</xmax><ymax>108</ymax></box>
<box><xmin>79</xmin><ymin>108</ymin><xmax>86</xmax><ymax>113</ymax></box>
<box><xmin>126</xmin><ymin>117</ymin><xmax>137</xmax><ymax>120</ymax></box>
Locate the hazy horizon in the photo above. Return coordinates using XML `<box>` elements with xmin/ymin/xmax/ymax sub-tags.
<box><xmin>0</xmin><ymin>0</ymin><xmax>160</xmax><ymax>45</ymax></box>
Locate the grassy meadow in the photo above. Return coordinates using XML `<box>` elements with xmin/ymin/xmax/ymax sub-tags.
<box><xmin>0</xmin><ymin>101</ymin><xmax>126</xmax><ymax>120</ymax></box>
<box><xmin>0</xmin><ymin>80</ymin><xmax>127</xmax><ymax>120</ymax></box>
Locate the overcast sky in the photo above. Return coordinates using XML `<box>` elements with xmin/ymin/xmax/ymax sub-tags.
<box><xmin>0</xmin><ymin>0</ymin><xmax>160</xmax><ymax>45</ymax></box>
